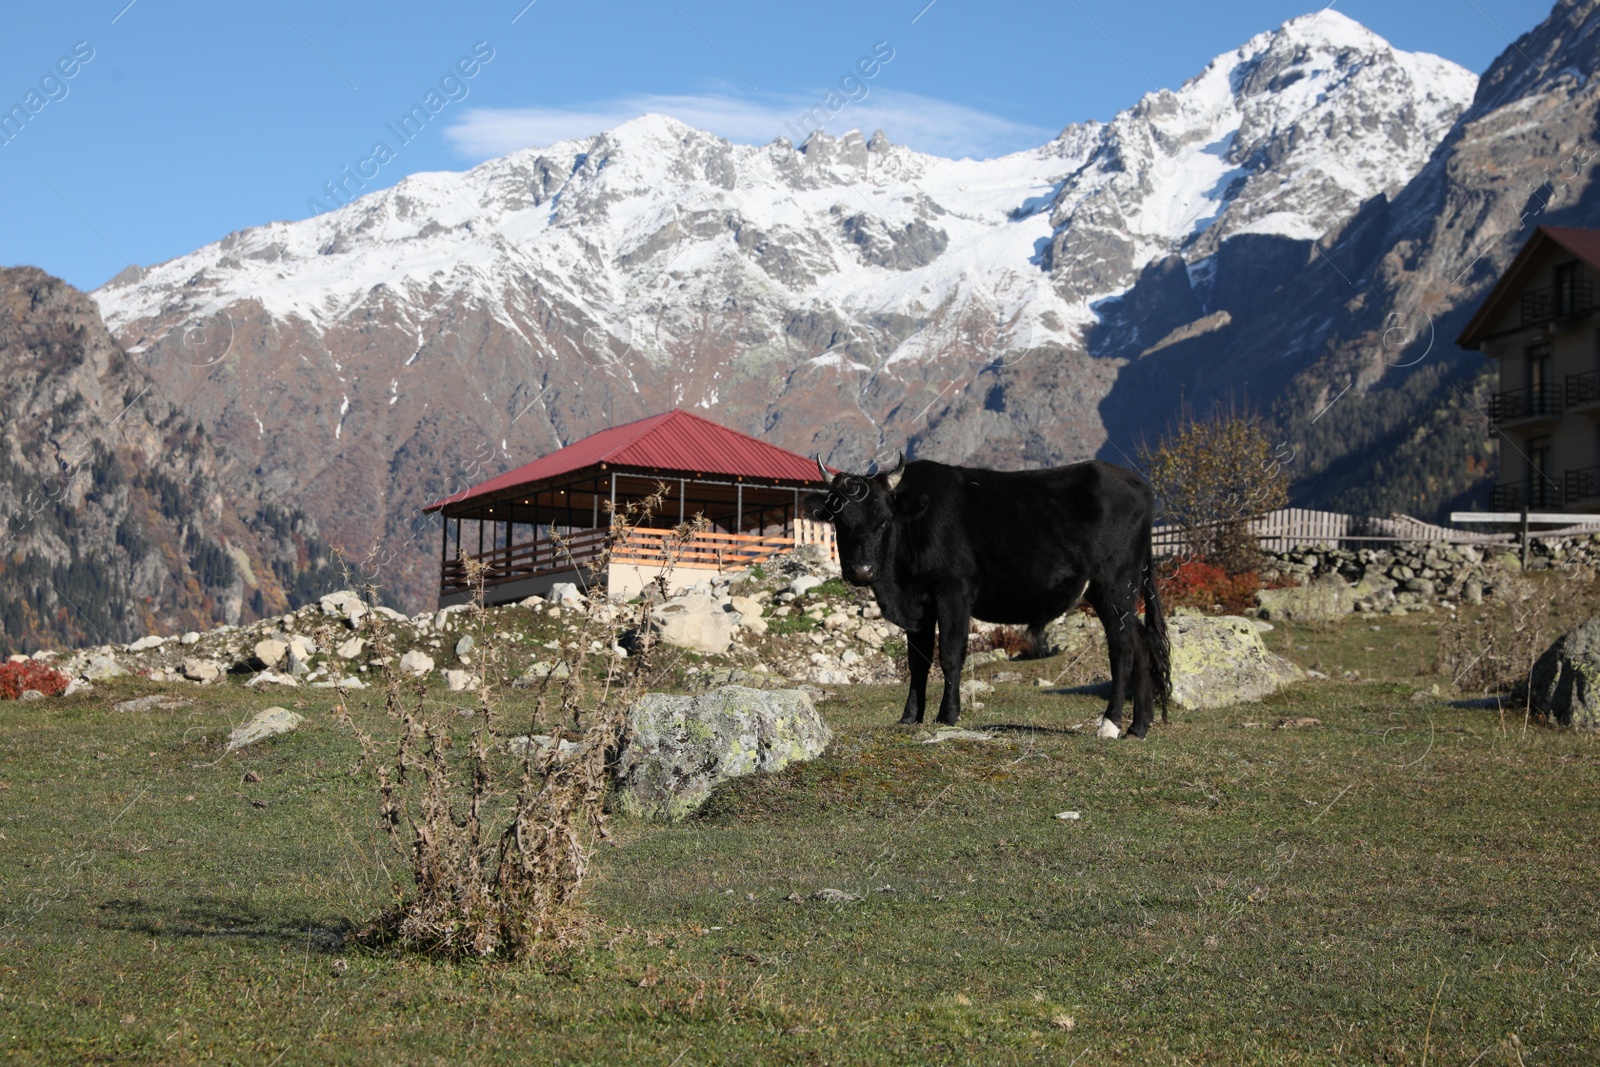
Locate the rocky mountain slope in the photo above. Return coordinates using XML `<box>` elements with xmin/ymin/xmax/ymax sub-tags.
<box><xmin>0</xmin><ymin>267</ymin><xmax>341</xmax><ymax>655</ymax></box>
<box><xmin>87</xmin><ymin>11</ymin><xmax>1480</xmax><ymax>613</ymax></box>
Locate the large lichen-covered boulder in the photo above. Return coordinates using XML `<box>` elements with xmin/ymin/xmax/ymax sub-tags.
<box><xmin>1255</xmin><ymin>576</ymin><xmax>1355</xmax><ymax>624</ymax></box>
<box><xmin>1170</xmin><ymin>615</ymin><xmax>1304</xmax><ymax>710</ymax></box>
<box><xmin>1528</xmin><ymin>618</ymin><xmax>1600</xmax><ymax>728</ymax></box>
<box><xmin>616</xmin><ymin>686</ymin><xmax>832</xmax><ymax>820</ymax></box>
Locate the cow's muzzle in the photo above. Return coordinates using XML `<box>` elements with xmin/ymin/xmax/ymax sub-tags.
<box><xmin>848</xmin><ymin>563</ymin><xmax>877</xmax><ymax>585</ymax></box>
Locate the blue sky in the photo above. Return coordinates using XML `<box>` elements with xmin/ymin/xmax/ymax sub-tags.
<box><xmin>0</xmin><ymin>0</ymin><xmax>1556</xmax><ymax>292</ymax></box>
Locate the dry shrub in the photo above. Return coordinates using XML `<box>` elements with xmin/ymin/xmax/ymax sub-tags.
<box><xmin>0</xmin><ymin>660</ymin><xmax>69</xmax><ymax>699</ymax></box>
<box><xmin>1139</xmin><ymin>405</ymin><xmax>1289</xmax><ymax>575</ymax></box>
<box><xmin>332</xmin><ymin>487</ymin><xmax>699</xmax><ymax>959</ymax></box>
<box><xmin>1436</xmin><ymin>563</ymin><xmax>1600</xmax><ymax>694</ymax></box>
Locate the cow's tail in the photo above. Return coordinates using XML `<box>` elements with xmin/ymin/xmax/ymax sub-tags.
<box><xmin>1141</xmin><ymin>524</ymin><xmax>1171</xmax><ymax>723</ymax></box>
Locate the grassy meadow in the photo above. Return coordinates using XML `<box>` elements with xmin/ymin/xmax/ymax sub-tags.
<box><xmin>1</xmin><ymin>606</ymin><xmax>1597</xmax><ymax>1064</ymax></box>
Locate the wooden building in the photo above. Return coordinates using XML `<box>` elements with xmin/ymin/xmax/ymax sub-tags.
<box><xmin>424</xmin><ymin>409</ymin><xmax>837</xmax><ymax>606</ymax></box>
<box><xmin>1458</xmin><ymin>226</ymin><xmax>1600</xmax><ymax>512</ymax></box>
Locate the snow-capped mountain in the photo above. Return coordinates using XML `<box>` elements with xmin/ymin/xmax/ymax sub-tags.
<box><xmin>92</xmin><ymin>11</ymin><xmax>1479</xmax><ymax>611</ymax></box>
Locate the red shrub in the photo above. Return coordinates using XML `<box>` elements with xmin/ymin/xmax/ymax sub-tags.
<box><xmin>1158</xmin><ymin>556</ymin><xmax>1267</xmax><ymax>615</ymax></box>
<box><xmin>0</xmin><ymin>660</ymin><xmax>70</xmax><ymax>700</ymax></box>
<box><xmin>969</xmin><ymin>625</ymin><xmax>1036</xmax><ymax>658</ymax></box>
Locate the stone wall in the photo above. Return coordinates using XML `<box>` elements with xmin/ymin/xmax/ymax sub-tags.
<box><xmin>1254</xmin><ymin>534</ymin><xmax>1600</xmax><ymax>617</ymax></box>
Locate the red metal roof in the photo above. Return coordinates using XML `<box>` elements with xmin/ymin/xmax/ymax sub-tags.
<box><xmin>426</xmin><ymin>409</ymin><xmax>827</xmax><ymax>511</ymax></box>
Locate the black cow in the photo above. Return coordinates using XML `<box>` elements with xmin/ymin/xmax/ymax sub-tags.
<box><xmin>806</xmin><ymin>455</ymin><xmax>1170</xmax><ymax>738</ymax></box>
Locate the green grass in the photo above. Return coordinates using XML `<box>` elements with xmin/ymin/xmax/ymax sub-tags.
<box><xmin>2</xmin><ymin>612</ymin><xmax>1598</xmax><ymax>1064</ymax></box>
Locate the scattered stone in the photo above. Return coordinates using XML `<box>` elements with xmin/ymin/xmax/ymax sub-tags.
<box><xmin>1169</xmin><ymin>615</ymin><xmax>1304</xmax><ymax>710</ymax></box>
<box><xmin>548</xmin><ymin>582</ymin><xmax>587</xmax><ymax>609</ymax></box>
<box><xmin>252</xmin><ymin>639</ymin><xmax>289</xmax><ymax>670</ymax></box>
<box><xmin>61</xmin><ymin>678</ymin><xmax>93</xmax><ymax>697</ymax></box>
<box><xmin>398</xmin><ymin>650</ymin><xmax>435</xmax><ymax>677</ymax></box>
<box><xmin>112</xmin><ymin>695</ymin><xmax>192</xmax><ymax>713</ymax></box>
<box><xmin>507</xmin><ymin>734</ymin><xmax>587</xmax><ymax>761</ymax></box>
<box><xmin>920</xmin><ymin>727</ymin><xmax>997</xmax><ymax>744</ymax></box>
<box><xmin>512</xmin><ymin>660</ymin><xmax>570</xmax><ymax>686</ymax></box>
<box><xmin>245</xmin><ymin>670</ymin><xmax>299</xmax><ymax>688</ymax></box>
<box><xmin>336</xmin><ymin>637</ymin><xmax>365</xmax><ymax>660</ymax></box>
<box><xmin>82</xmin><ymin>655</ymin><xmax>125</xmax><ymax>681</ymax></box>
<box><xmin>226</xmin><ymin>706</ymin><xmax>304</xmax><ymax>751</ymax></box>
<box><xmin>128</xmin><ymin>635</ymin><xmax>165</xmax><ymax>652</ymax></box>
<box><xmin>652</xmin><ymin>597</ymin><xmax>734</xmax><ymax>655</ymax></box>
<box><xmin>1054</xmin><ymin>811</ymin><xmax>1082</xmax><ymax>821</ymax></box>
<box><xmin>615</xmin><ymin>686</ymin><xmax>833</xmax><ymax>820</ymax></box>
<box><xmin>789</xmin><ymin>575</ymin><xmax>824</xmax><ymax>597</ymax></box>
<box><xmin>180</xmin><ymin>632</ymin><xmax>201</xmax><ymax>646</ymax></box>
<box><xmin>18</xmin><ymin>689</ymin><xmax>44</xmax><ymax>702</ymax></box>
<box><xmin>811</xmin><ymin>888</ymin><xmax>860</xmax><ymax>903</ymax></box>
<box><xmin>443</xmin><ymin>669</ymin><xmax>478</xmax><ymax>692</ymax></box>
<box><xmin>454</xmin><ymin>635</ymin><xmax>475</xmax><ymax>658</ymax></box>
<box><xmin>1277</xmin><ymin>716</ymin><xmax>1321</xmax><ymax>729</ymax></box>
<box><xmin>310</xmin><ymin>676</ymin><xmax>367</xmax><ymax>690</ymax></box>
<box><xmin>319</xmin><ymin>590</ymin><xmax>368</xmax><ymax>628</ymax></box>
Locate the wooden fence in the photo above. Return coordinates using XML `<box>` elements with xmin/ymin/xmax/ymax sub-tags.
<box><xmin>1151</xmin><ymin>507</ymin><xmax>1600</xmax><ymax>556</ymax></box>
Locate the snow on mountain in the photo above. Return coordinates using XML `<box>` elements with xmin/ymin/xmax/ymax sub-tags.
<box><xmin>96</xmin><ymin>12</ymin><xmax>1473</xmax><ymax>372</ymax></box>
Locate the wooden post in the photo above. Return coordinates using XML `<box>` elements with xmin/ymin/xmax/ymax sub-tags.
<box><xmin>1521</xmin><ymin>504</ymin><xmax>1531</xmax><ymax>570</ymax></box>
<box><xmin>736</xmin><ymin>481</ymin><xmax>743</xmax><ymax>534</ymax></box>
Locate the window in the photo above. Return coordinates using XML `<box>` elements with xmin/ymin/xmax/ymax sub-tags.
<box><xmin>1555</xmin><ymin>260</ymin><xmax>1581</xmax><ymax>316</ymax></box>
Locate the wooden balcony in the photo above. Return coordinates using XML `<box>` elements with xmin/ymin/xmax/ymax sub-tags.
<box><xmin>440</xmin><ymin>526</ymin><xmax>835</xmax><ymax>603</ymax></box>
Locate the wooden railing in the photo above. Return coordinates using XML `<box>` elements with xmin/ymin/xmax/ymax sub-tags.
<box><xmin>440</xmin><ymin>525</ymin><xmax>838</xmax><ymax>595</ymax></box>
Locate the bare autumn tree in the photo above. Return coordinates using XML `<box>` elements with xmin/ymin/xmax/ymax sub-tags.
<box><xmin>1139</xmin><ymin>406</ymin><xmax>1290</xmax><ymax>574</ymax></box>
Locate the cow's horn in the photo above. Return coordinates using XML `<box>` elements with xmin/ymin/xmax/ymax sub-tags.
<box><xmin>815</xmin><ymin>456</ymin><xmax>831</xmax><ymax>483</ymax></box>
<box><xmin>885</xmin><ymin>451</ymin><xmax>905</xmax><ymax>490</ymax></box>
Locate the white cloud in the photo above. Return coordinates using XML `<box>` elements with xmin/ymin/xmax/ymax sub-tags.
<box><xmin>444</xmin><ymin>90</ymin><xmax>1056</xmax><ymax>162</ymax></box>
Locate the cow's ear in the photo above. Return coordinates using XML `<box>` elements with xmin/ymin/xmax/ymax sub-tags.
<box><xmin>801</xmin><ymin>493</ymin><xmax>832</xmax><ymax>522</ymax></box>
<box><xmin>894</xmin><ymin>492</ymin><xmax>928</xmax><ymax>521</ymax></box>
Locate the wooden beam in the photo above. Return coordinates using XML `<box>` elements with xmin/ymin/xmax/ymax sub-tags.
<box><xmin>1450</xmin><ymin>512</ymin><xmax>1600</xmax><ymax>524</ymax></box>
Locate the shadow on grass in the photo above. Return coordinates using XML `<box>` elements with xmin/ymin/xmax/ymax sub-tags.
<box><xmin>96</xmin><ymin>897</ymin><xmax>352</xmax><ymax>952</ymax></box>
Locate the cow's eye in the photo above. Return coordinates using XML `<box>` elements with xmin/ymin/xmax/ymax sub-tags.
<box><xmin>876</xmin><ymin>518</ymin><xmax>890</xmax><ymax>531</ymax></box>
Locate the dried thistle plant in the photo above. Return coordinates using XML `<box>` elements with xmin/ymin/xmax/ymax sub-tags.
<box><xmin>331</xmin><ymin>484</ymin><xmax>703</xmax><ymax>959</ymax></box>
<box><xmin>1436</xmin><ymin>562</ymin><xmax>1600</xmax><ymax>695</ymax></box>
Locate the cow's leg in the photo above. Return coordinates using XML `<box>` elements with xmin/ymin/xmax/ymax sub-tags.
<box><xmin>1127</xmin><ymin>621</ymin><xmax>1156</xmax><ymax>739</ymax></box>
<box><xmin>900</xmin><ymin>626</ymin><xmax>935</xmax><ymax>724</ymax></box>
<box><xmin>934</xmin><ymin>604</ymin><xmax>972</xmax><ymax>725</ymax></box>
<box><xmin>1087</xmin><ymin>579</ymin><xmax>1136</xmax><ymax>737</ymax></box>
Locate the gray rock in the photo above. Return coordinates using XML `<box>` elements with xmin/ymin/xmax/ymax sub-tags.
<box><xmin>180</xmin><ymin>632</ymin><xmax>201</xmax><ymax>646</ymax></box>
<box><xmin>398</xmin><ymin>650</ymin><xmax>434</xmax><ymax>677</ymax></box>
<box><xmin>336</xmin><ymin>637</ymin><xmax>365</xmax><ymax>660</ymax></box>
<box><xmin>319</xmin><ymin>590</ymin><xmax>368</xmax><ymax>627</ymax></box>
<box><xmin>128</xmin><ymin>635</ymin><xmax>165</xmax><ymax>652</ymax></box>
<box><xmin>310</xmin><ymin>675</ymin><xmax>368</xmax><ymax>690</ymax></box>
<box><xmin>245</xmin><ymin>670</ymin><xmax>299</xmax><ymax>688</ymax></box>
<box><xmin>112</xmin><ymin>694</ymin><xmax>192</xmax><ymax>713</ymax></box>
<box><xmin>548</xmin><ymin>582</ymin><xmax>587</xmax><ymax>609</ymax></box>
<box><xmin>512</xmin><ymin>660</ymin><xmax>570</xmax><ymax>686</ymax></box>
<box><xmin>227</xmin><ymin>706</ymin><xmax>304</xmax><ymax>751</ymax></box>
<box><xmin>1169</xmin><ymin>615</ymin><xmax>1304</xmax><ymax>710</ymax></box>
<box><xmin>454</xmin><ymin>635</ymin><xmax>475</xmax><ymax>657</ymax></box>
<box><xmin>61</xmin><ymin>678</ymin><xmax>93</xmax><ymax>697</ymax></box>
<box><xmin>18</xmin><ymin>689</ymin><xmax>45</xmax><ymax>702</ymax></box>
<box><xmin>443</xmin><ymin>669</ymin><xmax>478</xmax><ymax>692</ymax></box>
<box><xmin>181</xmin><ymin>657</ymin><xmax>222</xmax><ymax>683</ymax></box>
<box><xmin>253</xmin><ymin>639</ymin><xmax>289</xmax><ymax>670</ymax></box>
<box><xmin>789</xmin><ymin>575</ymin><xmax>824</xmax><ymax>597</ymax></box>
<box><xmin>82</xmin><ymin>655</ymin><xmax>125</xmax><ymax>681</ymax></box>
<box><xmin>652</xmin><ymin>598</ymin><xmax>734</xmax><ymax>655</ymax></box>
<box><xmin>1528</xmin><ymin>616</ymin><xmax>1600</xmax><ymax>728</ymax></box>
<box><xmin>1255</xmin><ymin>576</ymin><xmax>1355</xmax><ymax>624</ymax></box>
<box><xmin>616</xmin><ymin>686</ymin><xmax>833</xmax><ymax>820</ymax></box>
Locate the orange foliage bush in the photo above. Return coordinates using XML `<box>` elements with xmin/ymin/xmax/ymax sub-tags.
<box><xmin>0</xmin><ymin>660</ymin><xmax>70</xmax><ymax>699</ymax></box>
<box><xmin>1158</xmin><ymin>556</ymin><xmax>1271</xmax><ymax>615</ymax></box>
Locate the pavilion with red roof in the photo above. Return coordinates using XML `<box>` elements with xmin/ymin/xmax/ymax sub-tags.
<box><xmin>424</xmin><ymin>409</ymin><xmax>835</xmax><ymax>605</ymax></box>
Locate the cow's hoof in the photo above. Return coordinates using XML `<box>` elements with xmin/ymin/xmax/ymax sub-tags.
<box><xmin>935</xmin><ymin>715</ymin><xmax>960</xmax><ymax>727</ymax></box>
<box><xmin>1096</xmin><ymin>718</ymin><xmax>1121</xmax><ymax>740</ymax></box>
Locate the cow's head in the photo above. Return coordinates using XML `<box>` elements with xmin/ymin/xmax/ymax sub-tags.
<box><xmin>804</xmin><ymin>453</ymin><xmax>907</xmax><ymax>586</ymax></box>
